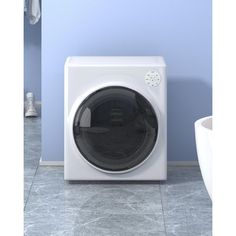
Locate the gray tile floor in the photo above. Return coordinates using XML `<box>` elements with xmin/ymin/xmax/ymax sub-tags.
<box><xmin>24</xmin><ymin>118</ymin><xmax>212</xmax><ymax>236</ymax></box>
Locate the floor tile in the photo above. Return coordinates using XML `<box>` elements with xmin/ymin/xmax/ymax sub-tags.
<box><xmin>161</xmin><ymin>167</ymin><xmax>212</xmax><ymax>236</ymax></box>
<box><xmin>25</xmin><ymin>167</ymin><xmax>165</xmax><ymax>236</ymax></box>
<box><xmin>24</xmin><ymin>118</ymin><xmax>212</xmax><ymax>235</ymax></box>
<box><xmin>24</xmin><ymin>117</ymin><xmax>41</xmax><ymax>207</ymax></box>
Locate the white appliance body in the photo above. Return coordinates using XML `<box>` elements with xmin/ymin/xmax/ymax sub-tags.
<box><xmin>64</xmin><ymin>57</ymin><xmax>167</xmax><ymax>180</ymax></box>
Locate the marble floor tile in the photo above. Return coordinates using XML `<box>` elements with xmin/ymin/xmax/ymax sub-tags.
<box><xmin>24</xmin><ymin>168</ymin><xmax>37</xmax><ymax>205</ymax></box>
<box><xmin>25</xmin><ymin>167</ymin><xmax>166</xmax><ymax>236</ymax></box>
<box><xmin>161</xmin><ymin>167</ymin><xmax>212</xmax><ymax>236</ymax></box>
<box><xmin>24</xmin><ymin>118</ymin><xmax>212</xmax><ymax>236</ymax></box>
<box><xmin>24</xmin><ymin>117</ymin><xmax>41</xmax><ymax>207</ymax></box>
<box><xmin>186</xmin><ymin>210</ymin><xmax>212</xmax><ymax>236</ymax></box>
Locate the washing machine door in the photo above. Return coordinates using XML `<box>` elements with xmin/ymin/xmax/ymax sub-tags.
<box><xmin>73</xmin><ymin>86</ymin><xmax>158</xmax><ymax>172</ymax></box>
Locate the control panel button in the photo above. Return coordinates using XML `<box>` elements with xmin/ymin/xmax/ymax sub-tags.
<box><xmin>145</xmin><ymin>71</ymin><xmax>161</xmax><ymax>87</ymax></box>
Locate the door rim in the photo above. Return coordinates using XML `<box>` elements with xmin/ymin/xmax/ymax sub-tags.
<box><xmin>68</xmin><ymin>84</ymin><xmax>162</xmax><ymax>174</ymax></box>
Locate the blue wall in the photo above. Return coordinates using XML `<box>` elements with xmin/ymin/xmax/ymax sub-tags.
<box><xmin>24</xmin><ymin>15</ymin><xmax>41</xmax><ymax>101</ymax></box>
<box><xmin>42</xmin><ymin>0</ymin><xmax>212</xmax><ymax>161</ymax></box>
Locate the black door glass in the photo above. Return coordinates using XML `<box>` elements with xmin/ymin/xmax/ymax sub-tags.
<box><xmin>73</xmin><ymin>87</ymin><xmax>158</xmax><ymax>172</ymax></box>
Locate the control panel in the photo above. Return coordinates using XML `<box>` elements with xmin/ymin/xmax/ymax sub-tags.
<box><xmin>145</xmin><ymin>71</ymin><xmax>161</xmax><ymax>87</ymax></box>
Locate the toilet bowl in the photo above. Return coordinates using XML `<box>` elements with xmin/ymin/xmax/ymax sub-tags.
<box><xmin>194</xmin><ymin>116</ymin><xmax>212</xmax><ymax>199</ymax></box>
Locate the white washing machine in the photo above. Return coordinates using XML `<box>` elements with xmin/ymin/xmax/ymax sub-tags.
<box><xmin>64</xmin><ymin>56</ymin><xmax>167</xmax><ymax>181</ymax></box>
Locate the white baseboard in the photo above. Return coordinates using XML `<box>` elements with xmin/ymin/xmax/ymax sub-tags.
<box><xmin>39</xmin><ymin>158</ymin><xmax>198</xmax><ymax>167</ymax></box>
<box><xmin>167</xmin><ymin>161</ymin><xmax>199</xmax><ymax>166</ymax></box>
<box><xmin>39</xmin><ymin>158</ymin><xmax>64</xmax><ymax>166</ymax></box>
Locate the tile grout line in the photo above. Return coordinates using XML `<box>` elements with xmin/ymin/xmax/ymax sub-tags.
<box><xmin>24</xmin><ymin>118</ymin><xmax>41</xmax><ymax>210</ymax></box>
<box><xmin>159</xmin><ymin>184</ymin><xmax>167</xmax><ymax>236</ymax></box>
<box><xmin>24</xmin><ymin>159</ymin><xmax>40</xmax><ymax>211</ymax></box>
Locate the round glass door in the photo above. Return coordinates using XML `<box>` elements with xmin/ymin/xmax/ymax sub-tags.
<box><xmin>73</xmin><ymin>86</ymin><xmax>158</xmax><ymax>172</ymax></box>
